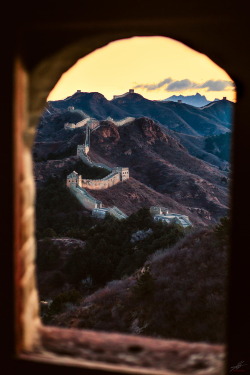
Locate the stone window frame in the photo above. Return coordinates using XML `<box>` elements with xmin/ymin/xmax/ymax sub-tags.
<box><xmin>11</xmin><ymin>16</ymin><xmax>243</xmax><ymax>375</ymax></box>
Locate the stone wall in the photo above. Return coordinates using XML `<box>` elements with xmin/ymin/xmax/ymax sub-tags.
<box><xmin>114</xmin><ymin>167</ymin><xmax>129</xmax><ymax>181</ymax></box>
<box><xmin>64</xmin><ymin>118</ymin><xmax>89</xmax><ymax>130</ymax></box>
<box><xmin>105</xmin><ymin>116</ymin><xmax>135</xmax><ymax>126</ymax></box>
<box><xmin>114</xmin><ymin>117</ymin><xmax>135</xmax><ymax>126</ymax></box>
<box><xmin>80</xmin><ymin>171</ymin><xmax>121</xmax><ymax>190</ymax></box>
<box><xmin>67</xmin><ymin>166</ymin><xmax>129</xmax><ymax>191</ymax></box>
<box><xmin>64</xmin><ymin>118</ymin><xmax>99</xmax><ymax>130</ymax></box>
<box><xmin>78</xmin><ymin>150</ymin><xmax>92</xmax><ymax>166</ymax></box>
<box><xmin>78</xmin><ymin>167</ymin><xmax>129</xmax><ymax>190</ymax></box>
<box><xmin>78</xmin><ymin>151</ymin><xmax>113</xmax><ymax>171</ymax></box>
<box><xmin>69</xmin><ymin>184</ymin><xmax>102</xmax><ymax>210</ymax></box>
<box><xmin>113</xmin><ymin>93</ymin><xmax>128</xmax><ymax>100</ymax></box>
<box><xmin>109</xmin><ymin>206</ymin><xmax>128</xmax><ymax>220</ymax></box>
<box><xmin>113</xmin><ymin>90</ymin><xmax>134</xmax><ymax>100</ymax></box>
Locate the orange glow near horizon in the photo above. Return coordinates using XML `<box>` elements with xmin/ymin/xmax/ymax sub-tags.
<box><xmin>47</xmin><ymin>36</ymin><xmax>236</xmax><ymax>102</ymax></box>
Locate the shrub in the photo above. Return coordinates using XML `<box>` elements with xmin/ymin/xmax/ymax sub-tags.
<box><xmin>43</xmin><ymin>227</ymin><xmax>57</xmax><ymax>238</ymax></box>
<box><xmin>214</xmin><ymin>216</ymin><xmax>230</xmax><ymax>244</ymax></box>
<box><xmin>132</xmin><ymin>266</ymin><xmax>155</xmax><ymax>299</ymax></box>
<box><xmin>36</xmin><ymin>239</ymin><xmax>60</xmax><ymax>271</ymax></box>
<box><xmin>49</xmin><ymin>289</ymin><xmax>82</xmax><ymax>315</ymax></box>
<box><xmin>64</xmin><ymin>247</ymin><xmax>90</xmax><ymax>284</ymax></box>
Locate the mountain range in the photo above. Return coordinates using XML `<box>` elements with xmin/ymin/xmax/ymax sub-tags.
<box><xmin>47</xmin><ymin>91</ymin><xmax>233</xmax><ymax>136</ymax></box>
<box><xmin>34</xmin><ymin>90</ymin><xmax>233</xmax><ymax>225</ymax></box>
<box><xmin>43</xmin><ymin>91</ymin><xmax>233</xmax><ymax>170</ymax></box>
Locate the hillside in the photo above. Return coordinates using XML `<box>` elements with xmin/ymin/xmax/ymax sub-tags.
<box><xmin>88</xmin><ymin>118</ymin><xmax>229</xmax><ymax>222</ymax></box>
<box><xmin>166</xmin><ymin>130</ymin><xmax>230</xmax><ymax>170</ymax></box>
<box><xmin>204</xmin><ymin>132</ymin><xmax>231</xmax><ymax>162</ymax></box>
<box><xmin>44</xmin><ymin>221</ymin><xmax>228</xmax><ymax>344</ymax></box>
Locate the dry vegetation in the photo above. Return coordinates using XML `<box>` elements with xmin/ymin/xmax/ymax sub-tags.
<box><xmin>40</xmin><ymin>218</ymin><xmax>229</xmax><ymax>344</ymax></box>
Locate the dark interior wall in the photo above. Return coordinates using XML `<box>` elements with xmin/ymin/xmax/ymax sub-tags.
<box><xmin>1</xmin><ymin>1</ymin><xmax>250</xmax><ymax>373</ymax></box>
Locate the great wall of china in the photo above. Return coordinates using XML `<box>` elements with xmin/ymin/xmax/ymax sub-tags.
<box><xmin>64</xmin><ymin>118</ymin><xmax>100</xmax><ymax>130</ymax></box>
<box><xmin>64</xmin><ymin>115</ymin><xmax>135</xmax><ymax>131</ymax></box>
<box><xmin>66</xmin><ymin>122</ymin><xmax>129</xmax><ymax>220</ymax></box>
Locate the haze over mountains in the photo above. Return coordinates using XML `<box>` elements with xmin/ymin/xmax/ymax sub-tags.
<box><xmin>34</xmin><ymin>90</ymin><xmax>233</xmax><ymax>225</ymax></box>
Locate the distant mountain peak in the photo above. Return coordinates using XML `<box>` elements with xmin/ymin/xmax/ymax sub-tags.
<box><xmin>194</xmin><ymin>93</ymin><xmax>205</xmax><ymax>97</ymax></box>
<box><xmin>163</xmin><ymin>93</ymin><xmax>211</xmax><ymax>107</ymax></box>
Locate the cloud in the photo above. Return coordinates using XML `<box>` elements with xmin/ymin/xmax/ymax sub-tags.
<box><xmin>134</xmin><ymin>78</ymin><xmax>173</xmax><ymax>90</ymax></box>
<box><xmin>165</xmin><ymin>79</ymin><xmax>234</xmax><ymax>91</ymax></box>
<box><xmin>134</xmin><ymin>77</ymin><xmax>235</xmax><ymax>92</ymax></box>
<box><xmin>198</xmin><ymin>80</ymin><xmax>235</xmax><ymax>91</ymax></box>
<box><xmin>166</xmin><ymin>79</ymin><xmax>234</xmax><ymax>92</ymax></box>
<box><xmin>166</xmin><ymin>79</ymin><xmax>197</xmax><ymax>91</ymax></box>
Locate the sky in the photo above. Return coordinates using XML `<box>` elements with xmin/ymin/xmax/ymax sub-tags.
<box><xmin>47</xmin><ymin>36</ymin><xmax>236</xmax><ymax>102</ymax></box>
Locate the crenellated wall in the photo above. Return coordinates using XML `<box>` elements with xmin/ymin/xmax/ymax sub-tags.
<box><xmin>80</xmin><ymin>171</ymin><xmax>121</xmax><ymax>190</ymax></box>
<box><xmin>64</xmin><ymin>118</ymin><xmax>99</xmax><ymax>130</ymax></box>
<box><xmin>77</xmin><ymin>150</ymin><xmax>113</xmax><ymax>171</ymax></box>
<box><xmin>105</xmin><ymin>116</ymin><xmax>135</xmax><ymax>126</ymax></box>
<box><xmin>67</xmin><ymin>168</ymin><xmax>129</xmax><ymax>191</ymax></box>
<box><xmin>69</xmin><ymin>184</ymin><xmax>102</xmax><ymax>211</ymax></box>
<box><xmin>66</xmin><ymin>123</ymin><xmax>129</xmax><ymax>217</ymax></box>
<box><xmin>109</xmin><ymin>206</ymin><xmax>128</xmax><ymax>220</ymax></box>
<box><xmin>65</xmin><ymin>118</ymin><xmax>89</xmax><ymax>130</ymax></box>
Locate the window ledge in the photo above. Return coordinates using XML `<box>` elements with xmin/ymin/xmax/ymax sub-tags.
<box><xmin>20</xmin><ymin>325</ymin><xmax>225</xmax><ymax>375</ymax></box>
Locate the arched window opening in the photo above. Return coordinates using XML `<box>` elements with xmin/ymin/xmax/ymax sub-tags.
<box><xmin>15</xmin><ymin>34</ymin><xmax>235</xmax><ymax>374</ymax></box>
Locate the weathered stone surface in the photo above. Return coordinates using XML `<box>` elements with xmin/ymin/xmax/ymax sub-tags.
<box><xmin>38</xmin><ymin>326</ymin><xmax>225</xmax><ymax>375</ymax></box>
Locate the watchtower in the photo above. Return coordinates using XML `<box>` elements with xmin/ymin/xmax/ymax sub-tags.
<box><xmin>66</xmin><ymin>171</ymin><xmax>80</xmax><ymax>187</ymax></box>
